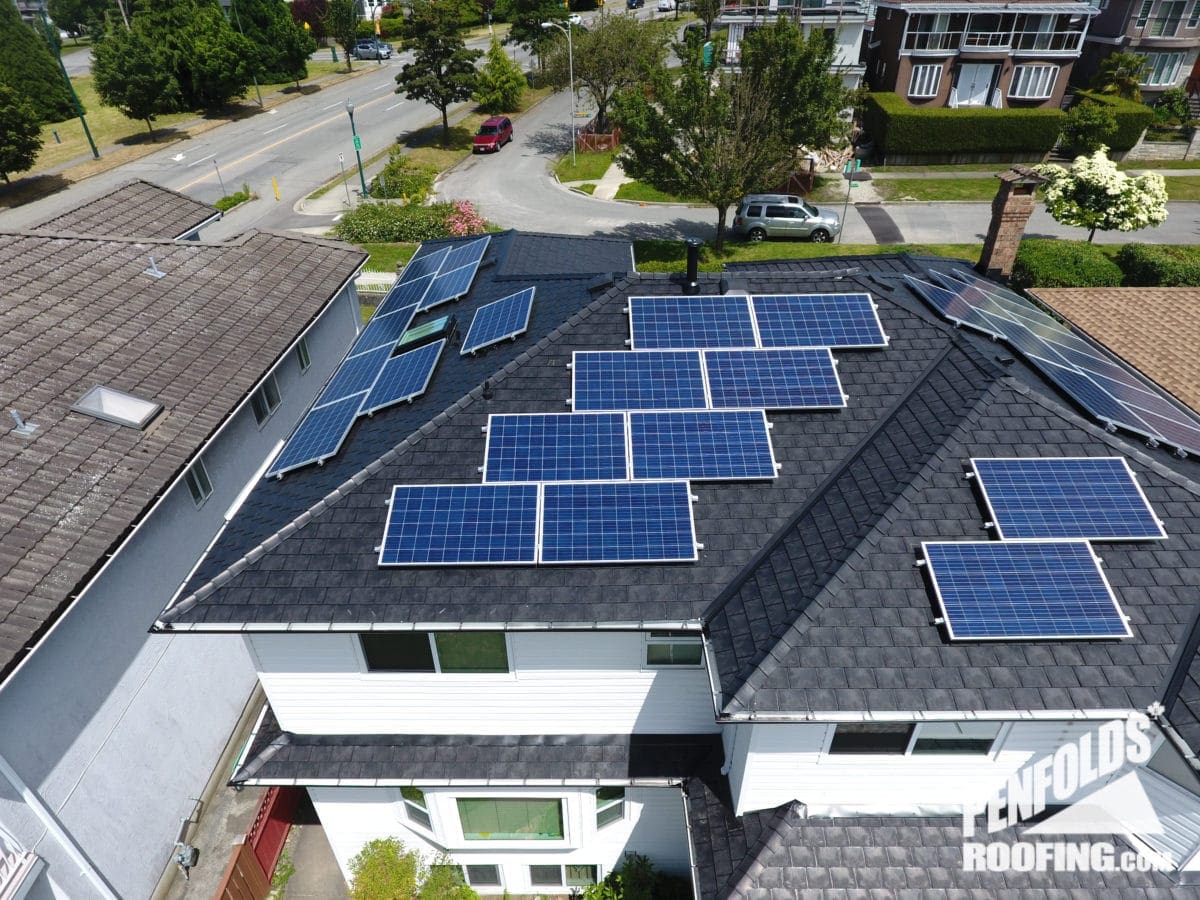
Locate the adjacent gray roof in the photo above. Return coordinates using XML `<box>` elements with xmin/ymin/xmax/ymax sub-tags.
<box><xmin>30</xmin><ymin>179</ymin><xmax>220</xmax><ymax>240</ymax></box>
<box><xmin>0</xmin><ymin>228</ymin><xmax>365</xmax><ymax>682</ymax></box>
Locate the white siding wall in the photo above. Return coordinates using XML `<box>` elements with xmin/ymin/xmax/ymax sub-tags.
<box><xmin>310</xmin><ymin>784</ymin><xmax>690</xmax><ymax>895</ymax></box>
<box><xmin>248</xmin><ymin>632</ymin><xmax>719</xmax><ymax>735</ymax></box>
<box><xmin>729</xmin><ymin>720</ymin><xmax>1119</xmax><ymax>816</ymax></box>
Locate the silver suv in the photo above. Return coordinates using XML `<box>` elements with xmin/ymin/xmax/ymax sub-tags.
<box><xmin>731</xmin><ymin>194</ymin><xmax>841</xmax><ymax>243</ymax></box>
<box><xmin>354</xmin><ymin>38</ymin><xmax>392</xmax><ymax>60</ymax></box>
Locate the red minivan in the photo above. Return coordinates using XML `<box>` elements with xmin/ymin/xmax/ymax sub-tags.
<box><xmin>473</xmin><ymin>116</ymin><xmax>513</xmax><ymax>153</ymax></box>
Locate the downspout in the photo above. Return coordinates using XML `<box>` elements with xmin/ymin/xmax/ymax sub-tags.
<box><xmin>0</xmin><ymin>751</ymin><xmax>119</xmax><ymax>900</ymax></box>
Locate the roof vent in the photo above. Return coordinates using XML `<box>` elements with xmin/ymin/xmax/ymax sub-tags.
<box><xmin>143</xmin><ymin>256</ymin><xmax>167</xmax><ymax>279</ymax></box>
<box><xmin>10</xmin><ymin>409</ymin><xmax>37</xmax><ymax>436</ymax></box>
<box><xmin>71</xmin><ymin>385</ymin><xmax>162</xmax><ymax>429</ymax></box>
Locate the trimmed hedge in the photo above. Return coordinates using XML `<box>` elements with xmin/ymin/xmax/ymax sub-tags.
<box><xmin>862</xmin><ymin>93</ymin><xmax>1064</xmax><ymax>158</ymax></box>
<box><xmin>1011</xmin><ymin>239</ymin><xmax>1123</xmax><ymax>289</ymax></box>
<box><xmin>333</xmin><ymin>202</ymin><xmax>460</xmax><ymax>243</ymax></box>
<box><xmin>1116</xmin><ymin>244</ymin><xmax>1200</xmax><ymax>286</ymax></box>
<box><xmin>1071</xmin><ymin>92</ymin><xmax>1154</xmax><ymax>152</ymax></box>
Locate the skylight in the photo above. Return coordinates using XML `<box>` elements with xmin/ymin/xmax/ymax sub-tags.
<box><xmin>71</xmin><ymin>385</ymin><xmax>162</xmax><ymax>429</ymax></box>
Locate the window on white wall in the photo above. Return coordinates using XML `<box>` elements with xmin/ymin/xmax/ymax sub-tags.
<box><xmin>567</xmin><ymin>866</ymin><xmax>599</xmax><ymax>888</ymax></box>
<box><xmin>185</xmin><ymin>457</ymin><xmax>213</xmax><ymax>507</ymax></box>
<box><xmin>529</xmin><ymin>865</ymin><xmax>599</xmax><ymax>888</ymax></box>
<box><xmin>401</xmin><ymin>787</ymin><xmax>432</xmax><ymax>829</ymax></box>
<box><xmin>250</xmin><ymin>374</ymin><xmax>281</xmax><ymax>425</ymax></box>
<box><xmin>464</xmin><ymin>865</ymin><xmax>502</xmax><ymax>887</ymax></box>
<box><xmin>596</xmin><ymin>788</ymin><xmax>625</xmax><ymax>828</ymax></box>
<box><xmin>908</xmin><ymin>64</ymin><xmax>942</xmax><ymax>98</ymax></box>
<box><xmin>1009</xmin><ymin>65</ymin><xmax>1058</xmax><ymax>100</ymax></box>
<box><xmin>296</xmin><ymin>337</ymin><xmax>311</xmax><ymax>373</ymax></box>
<box><xmin>359</xmin><ymin>632</ymin><xmax>509</xmax><ymax>673</ymax></box>
<box><xmin>530</xmin><ymin>865</ymin><xmax>564</xmax><ymax>887</ymax></box>
<box><xmin>645</xmin><ymin>632</ymin><xmax>703</xmax><ymax>667</ymax></box>
<box><xmin>457</xmin><ymin>798</ymin><xmax>564</xmax><ymax>841</ymax></box>
<box><xmin>829</xmin><ymin>723</ymin><xmax>915</xmax><ymax>754</ymax></box>
<box><xmin>910</xmin><ymin>722</ymin><xmax>1002</xmax><ymax>755</ymax></box>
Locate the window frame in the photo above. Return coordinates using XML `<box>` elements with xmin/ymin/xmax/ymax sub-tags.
<box><xmin>908</xmin><ymin>721</ymin><xmax>1004</xmax><ymax>756</ymax></box>
<box><xmin>296</xmin><ymin>336</ymin><xmax>311</xmax><ymax>373</ymax></box>
<box><xmin>596</xmin><ymin>787</ymin><xmax>626</xmax><ymax>829</ymax></box>
<box><xmin>1189</xmin><ymin>0</ymin><xmax>1200</xmax><ymax>27</ymax></box>
<box><xmin>644</xmin><ymin>632</ymin><xmax>704</xmax><ymax>668</ymax></box>
<box><xmin>184</xmin><ymin>457</ymin><xmax>213</xmax><ymax>507</ymax></box>
<box><xmin>1139</xmin><ymin>50</ymin><xmax>1186</xmax><ymax>86</ymax></box>
<box><xmin>454</xmin><ymin>796</ymin><xmax>568</xmax><ymax>844</ymax></box>
<box><xmin>528</xmin><ymin>864</ymin><xmax>601</xmax><ymax>889</ymax></box>
<box><xmin>823</xmin><ymin>722</ymin><xmax>1007</xmax><ymax>757</ymax></box>
<box><xmin>1008</xmin><ymin>64</ymin><xmax>1058</xmax><ymax>100</ymax></box>
<box><xmin>1135</xmin><ymin>0</ymin><xmax>1153</xmax><ymax>26</ymax></box>
<box><xmin>400</xmin><ymin>786</ymin><xmax>434</xmax><ymax>831</ymax></box>
<box><xmin>250</xmin><ymin>374</ymin><xmax>282</xmax><ymax>426</ymax></box>
<box><xmin>463</xmin><ymin>864</ymin><xmax>503</xmax><ymax>888</ymax></box>
<box><xmin>358</xmin><ymin>631</ymin><xmax>511</xmax><ymax>674</ymax></box>
<box><xmin>908</xmin><ymin>63</ymin><xmax>943</xmax><ymax>98</ymax></box>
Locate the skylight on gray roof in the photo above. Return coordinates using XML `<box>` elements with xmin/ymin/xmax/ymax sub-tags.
<box><xmin>71</xmin><ymin>385</ymin><xmax>161</xmax><ymax>429</ymax></box>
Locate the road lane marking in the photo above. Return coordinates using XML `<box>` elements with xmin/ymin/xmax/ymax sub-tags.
<box><xmin>264</xmin><ymin>123</ymin><xmax>289</xmax><ymax>134</ymax></box>
<box><xmin>385</xmin><ymin>101</ymin><xmax>404</xmax><ymax>110</ymax></box>
<box><xmin>185</xmin><ymin>153</ymin><xmax>215</xmax><ymax>167</ymax></box>
<box><xmin>321</xmin><ymin>100</ymin><xmax>343</xmax><ymax>110</ymax></box>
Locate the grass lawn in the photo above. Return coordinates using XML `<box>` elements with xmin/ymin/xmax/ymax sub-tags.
<box><xmin>1164</xmin><ymin>177</ymin><xmax>1200</xmax><ymax>201</ymax></box>
<box><xmin>1120</xmin><ymin>160</ymin><xmax>1200</xmax><ymax>171</ymax></box>
<box><xmin>874</xmin><ymin>177</ymin><xmax>1000</xmax><ymax>202</ymax></box>
<box><xmin>360</xmin><ymin>242</ymin><xmax>419</xmax><ymax>274</ymax></box>
<box><xmin>634</xmin><ymin>239</ymin><xmax>978</xmax><ymax>272</ymax></box>
<box><xmin>554</xmin><ymin>149</ymin><xmax>615</xmax><ymax>182</ymax></box>
<box><xmin>872</xmin><ymin>163</ymin><xmax>1023</xmax><ymax>174</ymax></box>
<box><xmin>574</xmin><ymin>183</ymin><xmax>597</xmax><ymax>195</ymax></box>
<box><xmin>614</xmin><ymin>180</ymin><xmax>699</xmax><ymax>203</ymax></box>
<box><xmin>806</xmin><ymin>175</ymin><xmax>847</xmax><ymax>204</ymax></box>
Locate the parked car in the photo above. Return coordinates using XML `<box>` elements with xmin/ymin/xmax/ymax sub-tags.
<box><xmin>353</xmin><ymin>38</ymin><xmax>391</xmax><ymax>60</ymax></box>
<box><xmin>731</xmin><ymin>195</ymin><xmax>841</xmax><ymax>243</ymax></box>
<box><xmin>627</xmin><ymin>0</ymin><xmax>645</xmax><ymax>8</ymax></box>
<box><xmin>473</xmin><ymin>116</ymin><xmax>513</xmax><ymax>153</ymax></box>
<box><xmin>656</xmin><ymin>0</ymin><xmax>676</xmax><ymax>10</ymax></box>
<box><xmin>567</xmin><ymin>12</ymin><xmax>584</xmax><ymax>24</ymax></box>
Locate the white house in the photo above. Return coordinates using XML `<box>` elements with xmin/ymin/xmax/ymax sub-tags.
<box><xmin>0</xmin><ymin>184</ymin><xmax>366</xmax><ymax>900</ymax></box>
<box><xmin>158</xmin><ymin>233</ymin><xmax>1200</xmax><ymax>897</ymax></box>
<box><xmin>719</xmin><ymin>0</ymin><xmax>868</xmax><ymax>87</ymax></box>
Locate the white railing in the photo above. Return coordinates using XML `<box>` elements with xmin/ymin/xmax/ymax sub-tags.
<box><xmin>355</xmin><ymin>269</ymin><xmax>398</xmax><ymax>295</ymax></box>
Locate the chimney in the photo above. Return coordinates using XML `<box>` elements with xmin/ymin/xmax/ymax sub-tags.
<box><xmin>977</xmin><ymin>166</ymin><xmax>1047</xmax><ymax>282</ymax></box>
<box><xmin>685</xmin><ymin>238</ymin><xmax>702</xmax><ymax>294</ymax></box>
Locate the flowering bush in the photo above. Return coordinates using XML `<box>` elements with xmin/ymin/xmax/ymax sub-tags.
<box><xmin>1035</xmin><ymin>147</ymin><xmax>1168</xmax><ymax>242</ymax></box>
<box><xmin>333</xmin><ymin>201</ymin><xmax>488</xmax><ymax>243</ymax></box>
<box><xmin>445</xmin><ymin>200</ymin><xmax>488</xmax><ymax>236</ymax></box>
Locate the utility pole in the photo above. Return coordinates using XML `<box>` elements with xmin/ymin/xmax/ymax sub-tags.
<box><xmin>39</xmin><ymin>3</ymin><xmax>98</xmax><ymax>159</ymax></box>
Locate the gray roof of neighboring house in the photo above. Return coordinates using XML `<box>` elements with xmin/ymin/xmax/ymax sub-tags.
<box><xmin>0</xmin><ymin>227</ymin><xmax>365</xmax><ymax>682</ymax></box>
<box><xmin>30</xmin><ymin>179</ymin><xmax>220</xmax><ymax>240</ymax></box>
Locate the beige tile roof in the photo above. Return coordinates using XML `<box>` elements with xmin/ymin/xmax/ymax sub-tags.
<box><xmin>0</xmin><ymin>229</ymin><xmax>365</xmax><ymax>680</ymax></box>
<box><xmin>30</xmin><ymin>179</ymin><xmax>220</xmax><ymax>240</ymax></box>
<box><xmin>1031</xmin><ymin>287</ymin><xmax>1200</xmax><ymax>413</ymax></box>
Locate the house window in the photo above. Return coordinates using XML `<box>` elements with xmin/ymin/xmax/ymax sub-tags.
<box><xmin>1151</xmin><ymin>0</ymin><xmax>1186</xmax><ymax>34</ymax></box>
<box><xmin>1139</xmin><ymin>50</ymin><xmax>1186</xmax><ymax>85</ymax></box>
<box><xmin>828</xmin><ymin>723</ymin><xmax>915</xmax><ymax>754</ymax></box>
<box><xmin>1135</xmin><ymin>0</ymin><xmax>1153</xmax><ymax>26</ymax></box>
<box><xmin>1188</xmin><ymin>0</ymin><xmax>1200</xmax><ymax>27</ymax></box>
<box><xmin>910</xmin><ymin>722</ymin><xmax>1002</xmax><ymax>754</ymax></box>
<box><xmin>250</xmin><ymin>374</ymin><xmax>281</xmax><ymax>425</ymax></box>
<box><xmin>185</xmin><ymin>458</ymin><xmax>213</xmax><ymax>507</ymax></box>
<box><xmin>529</xmin><ymin>865</ymin><xmax>599</xmax><ymax>887</ymax></box>
<box><xmin>1009</xmin><ymin>65</ymin><xmax>1058</xmax><ymax>100</ymax></box>
<box><xmin>457</xmin><ymin>798</ymin><xmax>564</xmax><ymax>841</ymax></box>
<box><xmin>464</xmin><ymin>865</ymin><xmax>502</xmax><ymax>887</ymax></box>
<box><xmin>401</xmin><ymin>787</ymin><xmax>432</xmax><ymax>829</ymax></box>
<box><xmin>296</xmin><ymin>337</ymin><xmax>311</xmax><ymax>373</ymax></box>
<box><xmin>360</xmin><ymin>632</ymin><xmax>509</xmax><ymax>673</ymax></box>
<box><xmin>530</xmin><ymin>865</ymin><xmax>563</xmax><ymax>887</ymax></box>
<box><xmin>596</xmin><ymin>787</ymin><xmax>625</xmax><ymax>828</ymax></box>
<box><xmin>567</xmin><ymin>865</ymin><xmax>599</xmax><ymax>887</ymax></box>
<box><xmin>908</xmin><ymin>64</ymin><xmax>942</xmax><ymax>98</ymax></box>
<box><xmin>645</xmin><ymin>632</ymin><xmax>703</xmax><ymax>667</ymax></box>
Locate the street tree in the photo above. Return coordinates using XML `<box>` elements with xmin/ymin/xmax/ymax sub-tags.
<box><xmin>498</xmin><ymin>0</ymin><xmax>564</xmax><ymax>65</ymax></box>
<box><xmin>291</xmin><ymin>0</ymin><xmax>328</xmax><ymax>41</ymax></box>
<box><xmin>1059</xmin><ymin>100</ymin><xmax>1117</xmax><ymax>156</ymax></box>
<box><xmin>0</xmin><ymin>83</ymin><xmax>43</xmax><ymax>184</ymax></box>
<box><xmin>177</xmin><ymin>3</ymin><xmax>254</xmax><ymax>110</ymax></box>
<box><xmin>474</xmin><ymin>37</ymin><xmax>525</xmax><ymax>113</ymax></box>
<box><xmin>92</xmin><ymin>17</ymin><xmax>181</xmax><ymax>138</ymax></box>
<box><xmin>47</xmin><ymin>0</ymin><xmax>106</xmax><ymax>37</ymax></box>
<box><xmin>395</xmin><ymin>0</ymin><xmax>482</xmax><ymax>144</ymax></box>
<box><xmin>230</xmin><ymin>0</ymin><xmax>316</xmax><ymax>84</ymax></box>
<box><xmin>543</xmin><ymin>13</ymin><xmax>669</xmax><ymax>133</ymax></box>
<box><xmin>1036</xmin><ymin>146</ymin><xmax>1168</xmax><ymax>242</ymax></box>
<box><xmin>324</xmin><ymin>0</ymin><xmax>359</xmax><ymax>70</ymax></box>
<box><xmin>1091</xmin><ymin>51</ymin><xmax>1150</xmax><ymax>102</ymax></box>
<box><xmin>0</xmin><ymin>0</ymin><xmax>75</xmax><ymax>123</ymax></box>
<box><xmin>691</xmin><ymin>0</ymin><xmax>721</xmax><ymax>38</ymax></box>
<box><xmin>613</xmin><ymin>34</ymin><xmax>794</xmax><ymax>250</ymax></box>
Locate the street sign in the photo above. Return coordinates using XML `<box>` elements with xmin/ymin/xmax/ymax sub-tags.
<box><xmin>353</xmin><ymin>136</ymin><xmax>362</xmax><ymax>151</ymax></box>
<box><xmin>338</xmin><ymin>152</ymin><xmax>344</xmax><ymax>163</ymax></box>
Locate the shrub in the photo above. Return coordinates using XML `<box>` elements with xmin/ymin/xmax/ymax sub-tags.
<box><xmin>370</xmin><ymin>149</ymin><xmax>437</xmax><ymax>201</ymax></box>
<box><xmin>349</xmin><ymin>838</ymin><xmax>418</xmax><ymax>900</ymax></box>
<box><xmin>581</xmin><ymin>853</ymin><xmax>693</xmax><ymax>900</ymax></box>
<box><xmin>333</xmin><ymin>200</ymin><xmax>489</xmax><ymax>242</ymax></box>
<box><xmin>1071</xmin><ymin>91</ymin><xmax>1154</xmax><ymax>151</ymax></box>
<box><xmin>355</xmin><ymin>19</ymin><xmax>376</xmax><ymax>38</ymax></box>
<box><xmin>861</xmin><ymin>93</ymin><xmax>1064</xmax><ymax>160</ymax></box>
<box><xmin>1059</xmin><ymin>101</ymin><xmax>1117</xmax><ymax>156</ymax></box>
<box><xmin>378</xmin><ymin>15</ymin><xmax>405</xmax><ymax>38</ymax></box>
<box><xmin>1011</xmin><ymin>239</ymin><xmax>1123</xmax><ymax>289</ymax></box>
<box><xmin>1154</xmin><ymin>87</ymin><xmax>1190</xmax><ymax>123</ymax></box>
<box><xmin>1115</xmin><ymin>244</ymin><xmax>1200</xmax><ymax>286</ymax></box>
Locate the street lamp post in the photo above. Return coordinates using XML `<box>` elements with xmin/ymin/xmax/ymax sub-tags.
<box><xmin>541</xmin><ymin>20</ymin><xmax>575</xmax><ymax>168</ymax></box>
<box><xmin>38</xmin><ymin>3</ymin><xmax>98</xmax><ymax>159</ymax></box>
<box><xmin>345</xmin><ymin>99</ymin><xmax>369</xmax><ymax>197</ymax></box>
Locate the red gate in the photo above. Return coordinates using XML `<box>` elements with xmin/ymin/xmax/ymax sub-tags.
<box><xmin>215</xmin><ymin>787</ymin><xmax>302</xmax><ymax>900</ymax></box>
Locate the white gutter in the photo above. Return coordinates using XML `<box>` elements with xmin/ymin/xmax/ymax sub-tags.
<box><xmin>237</xmin><ymin>776</ymin><xmax>685</xmax><ymax>788</ymax></box>
<box><xmin>719</xmin><ymin>707</ymin><xmax>1145</xmax><ymax>723</ymax></box>
<box><xmin>0</xmin><ymin>752</ymin><xmax>119</xmax><ymax>900</ymax></box>
<box><xmin>156</xmin><ymin>619</ymin><xmax>707</xmax><ymax>633</ymax></box>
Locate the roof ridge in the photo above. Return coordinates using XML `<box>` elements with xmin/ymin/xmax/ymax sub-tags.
<box><xmin>158</xmin><ymin>273</ymin><xmax>641</xmax><ymax>623</ymax></box>
<box><xmin>722</xmin><ymin>801</ymin><xmax>804</xmax><ymax>899</ymax></box>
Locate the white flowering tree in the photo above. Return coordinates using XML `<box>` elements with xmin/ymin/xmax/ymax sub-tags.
<box><xmin>1035</xmin><ymin>147</ymin><xmax>1168</xmax><ymax>242</ymax></box>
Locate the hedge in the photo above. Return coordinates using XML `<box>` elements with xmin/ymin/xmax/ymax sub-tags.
<box><xmin>333</xmin><ymin>202</ymin><xmax>460</xmax><ymax>243</ymax></box>
<box><xmin>1115</xmin><ymin>244</ymin><xmax>1200</xmax><ymax>286</ymax></box>
<box><xmin>1011</xmin><ymin>239</ymin><xmax>1123</xmax><ymax>289</ymax></box>
<box><xmin>1070</xmin><ymin>92</ymin><xmax>1154</xmax><ymax>152</ymax></box>
<box><xmin>862</xmin><ymin>93</ymin><xmax>1065</xmax><ymax>158</ymax></box>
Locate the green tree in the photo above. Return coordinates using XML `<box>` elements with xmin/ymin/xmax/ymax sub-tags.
<box><xmin>739</xmin><ymin>17</ymin><xmax>848</xmax><ymax>149</ymax></box>
<box><xmin>291</xmin><ymin>0</ymin><xmax>328</xmax><ymax>41</ymax></box>
<box><xmin>614</xmin><ymin>32</ymin><xmax>794</xmax><ymax>250</ymax></box>
<box><xmin>1036</xmin><ymin>146</ymin><xmax>1168</xmax><ymax>242</ymax></box>
<box><xmin>474</xmin><ymin>37</ymin><xmax>525</xmax><ymax>112</ymax></box>
<box><xmin>178</xmin><ymin>3</ymin><xmax>254</xmax><ymax>110</ymax></box>
<box><xmin>230</xmin><ymin>0</ymin><xmax>315</xmax><ymax>84</ymax></box>
<box><xmin>498</xmin><ymin>0</ymin><xmax>564</xmax><ymax>63</ymax></box>
<box><xmin>92</xmin><ymin>18</ymin><xmax>181</xmax><ymax>138</ymax></box>
<box><xmin>349</xmin><ymin>839</ymin><xmax>479</xmax><ymax>900</ymax></box>
<box><xmin>47</xmin><ymin>0</ymin><xmax>105</xmax><ymax>37</ymax></box>
<box><xmin>691</xmin><ymin>0</ymin><xmax>721</xmax><ymax>38</ymax></box>
<box><xmin>1091</xmin><ymin>51</ymin><xmax>1150</xmax><ymax>102</ymax></box>
<box><xmin>395</xmin><ymin>0</ymin><xmax>481</xmax><ymax>144</ymax></box>
<box><xmin>324</xmin><ymin>0</ymin><xmax>358</xmax><ymax>70</ymax></box>
<box><xmin>0</xmin><ymin>83</ymin><xmax>43</xmax><ymax>184</ymax></box>
<box><xmin>543</xmin><ymin>13</ymin><xmax>668</xmax><ymax>133</ymax></box>
<box><xmin>0</xmin><ymin>1</ymin><xmax>75</xmax><ymax>123</ymax></box>
<box><xmin>1060</xmin><ymin>100</ymin><xmax>1118</xmax><ymax>156</ymax></box>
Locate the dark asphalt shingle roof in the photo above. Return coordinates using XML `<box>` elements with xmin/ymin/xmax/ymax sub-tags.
<box><xmin>30</xmin><ymin>179</ymin><xmax>220</xmax><ymax>240</ymax></box>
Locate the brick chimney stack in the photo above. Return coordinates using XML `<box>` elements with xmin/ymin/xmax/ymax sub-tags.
<box><xmin>977</xmin><ymin>165</ymin><xmax>1047</xmax><ymax>281</ymax></box>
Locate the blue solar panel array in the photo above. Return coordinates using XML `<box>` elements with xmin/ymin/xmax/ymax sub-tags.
<box><xmin>379</xmin><ymin>483</ymin><xmax>539</xmax><ymax>565</ymax></box>
<box><xmin>398</xmin><ymin>247</ymin><xmax>450</xmax><ymax>285</ymax></box>
<box><xmin>315</xmin><ymin>344</ymin><xmax>393</xmax><ymax>406</ymax></box>
<box><xmin>573</xmin><ymin>351</ymin><xmax>708</xmax><ymax>411</ymax></box>
<box><xmin>540</xmin><ymin>481</ymin><xmax>697</xmax><ymax>564</ymax></box>
<box><xmin>376</xmin><ymin>273</ymin><xmax>435</xmax><ymax>318</ymax></box>
<box><xmin>630</xmin><ymin>410</ymin><xmax>776</xmax><ymax>481</ymax></box>
<box><xmin>361</xmin><ymin>339</ymin><xmax>446</xmax><ymax>416</ymax></box>
<box><xmin>705</xmin><ymin>349</ymin><xmax>845</xmax><ymax>410</ymax></box>
<box><xmin>354</xmin><ymin>303</ymin><xmax>419</xmax><ymax>353</ymax></box>
<box><xmin>484</xmin><ymin>413</ymin><xmax>628</xmax><ymax>482</ymax></box>
<box><xmin>422</xmin><ymin>263</ymin><xmax>481</xmax><ymax>311</ymax></box>
<box><xmin>971</xmin><ymin>457</ymin><xmax>1165</xmax><ymax>542</ymax></box>
<box><xmin>266</xmin><ymin>392</ymin><xmax>369</xmax><ymax>477</ymax></box>
<box><xmin>923</xmin><ymin>540</ymin><xmax>1131</xmax><ymax>641</ymax></box>
<box><xmin>441</xmin><ymin>236</ymin><xmax>490</xmax><ymax>272</ymax></box>
<box><xmin>752</xmin><ymin>294</ymin><xmax>887</xmax><ymax>349</ymax></box>
<box><xmin>628</xmin><ymin>295</ymin><xmax>757</xmax><ymax>350</ymax></box>
<box><xmin>461</xmin><ymin>288</ymin><xmax>535</xmax><ymax>356</ymax></box>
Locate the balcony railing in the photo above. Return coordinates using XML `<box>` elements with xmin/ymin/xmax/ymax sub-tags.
<box><xmin>1012</xmin><ymin>30</ymin><xmax>1085</xmax><ymax>51</ymax></box>
<box><xmin>963</xmin><ymin>30</ymin><xmax>1011</xmax><ymax>48</ymax></box>
<box><xmin>721</xmin><ymin>0</ymin><xmax>865</xmax><ymax>16</ymax></box>
<box><xmin>906</xmin><ymin>27</ymin><xmax>1084</xmax><ymax>53</ymax></box>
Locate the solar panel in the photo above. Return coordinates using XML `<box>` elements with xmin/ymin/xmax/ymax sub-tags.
<box><xmin>540</xmin><ymin>481</ymin><xmax>698</xmax><ymax>564</ymax></box>
<box><xmin>483</xmin><ymin>412</ymin><xmax>628</xmax><ymax>482</ymax></box>
<box><xmin>379</xmin><ymin>483</ymin><xmax>538</xmax><ymax>565</ymax></box>
<box><xmin>903</xmin><ymin>275</ymin><xmax>1007</xmax><ymax>338</ymax></box>
<box><xmin>353</xmin><ymin>304</ymin><xmax>420</xmax><ymax>353</ymax></box>
<box><xmin>922</xmin><ymin>540</ymin><xmax>1131</xmax><ymax>641</ymax></box>
<box><xmin>420</xmin><ymin>263</ymin><xmax>478</xmax><ymax>311</ymax></box>
<box><xmin>442</xmin><ymin>235</ymin><xmax>490</xmax><ymax>272</ymax></box>
<box><xmin>360</xmin><ymin>339</ymin><xmax>446</xmax><ymax>415</ymax></box>
<box><xmin>377</xmin><ymin>273</ymin><xmax>435</xmax><ymax>317</ymax></box>
<box><xmin>461</xmin><ymin>288</ymin><xmax>535</xmax><ymax>356</ymax></box>
<box><xmin>628</xmin><ymin>295</ymin><xmax>757</xmax><ymax>350</ymax></box>
<box><xmin>752</xmin><ymin>293</ymin><xmax>888</xmax><ymax>349</ymax></box>
<box><xmin>572</xmin><ymin>350</ymin><xmax>707</xmax><ymax>411</ymax></box>
<box><xmin>704</xmin><ymin>348</ymin><xmax>845</xmax><ymax>410</ymax></box>
<box><xmin>397</xmin><ymin>247</ymin><xmax>449</xmax><ymax>285</ymax></box>
<box><xmin>972</xmin><ymin>457</ymin><xmax>1166</xmax><ymax>541</ymax></box>
<box><xmin>266</xmin><ymin>392</ymin><xmax>368</xmax><ymax>477</ymax></box>
<box><xmin>315</xmin><ymin>344</ymin><xmax>393</xmax><ymax>406</ymax></box>
<box><xmin>630</xmin><ymin>410</ymin><xmax>776</xmax><ymax>481</ymax></box>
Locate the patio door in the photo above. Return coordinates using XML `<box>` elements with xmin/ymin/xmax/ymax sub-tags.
<box><xmin>957</xmin><ymin>63</ymin><xmax>997</xmax><ymax>106</ymax></box>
